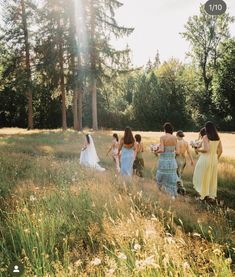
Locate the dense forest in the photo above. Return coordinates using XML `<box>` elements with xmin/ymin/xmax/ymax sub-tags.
<box><xmin>0</xmin><ymin>1</ymin><xmax>235</xmax><ymax>131</ymax></box>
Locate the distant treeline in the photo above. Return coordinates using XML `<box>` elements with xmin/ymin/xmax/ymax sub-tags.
<box><xmin>0</xmin><ymin>2</ymin><xmax>234</xmax><ymax>131</ymax></box>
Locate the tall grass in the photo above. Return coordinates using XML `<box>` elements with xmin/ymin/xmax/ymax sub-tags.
<box><xmin>0</xmin><ymin>130</ymin><xmax>234</xmax><ymax>276</ymax></box>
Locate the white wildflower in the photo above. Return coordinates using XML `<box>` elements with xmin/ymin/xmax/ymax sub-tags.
<box><xmin>90</xmin><ymin>257</ymin><xmax>101</xmax><ymax>266</ymax></box>
<box><xmin>213</xmin><ymin>248</ymin><xmax>221</xmax><ymax>255</ymax></box>
<box><xmin>106</xmin><ymin>268</ymin><xmax>115</xmax><ymax>276</ymax></box>
<box><xmin>135</xmin><ymin>255</ymin><xmax>160</xmax><ymax>271</ymax></box>
<box><xmin>133</xmin><ymin>243</ymin><xmax>141</xmax><ymax>251</ymax></box>
<box><xmin>29</xmin><ymin>195</ymin><xmax>37</xmax><ymax>202</ymax></box>
<box><xmin>225</xmin><ymin>258</ymin><xmax>232</xmax><ymax>265</ymax></box>
<box><xmin>183</xmin><ymin>261</ymin><xmax>190</xmax><ymax>270</ymax></box>
<box><xmin>117</xmin><ymin>252</ymin><xmax>127</xmax><ymax>260</ymax></box>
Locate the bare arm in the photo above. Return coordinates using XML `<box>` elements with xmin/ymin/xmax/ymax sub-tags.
<box><xmin>156</xmin><ymin>137</ymin><xmax>164</xmax><ymax>153</ymax></box>
<box><xmin>134</xmin><ymin>142</ymin><xmax>138</xmax><ymax>159</ymax></box>
<box><xmin>118</xmin><ymin>139</ymin><xmax>124</xmax><ymax>155</ymax></box>
<box><xmin>196</xmin><ymin>136</ymin><xmax>209</xmax><ymax>154</ymax></box>
<box><xmin>175</xmin><ymin>140</ymin><xmax>180</xmax><ymax>155</ymax></box>
<box><xmin>186</xmin><ymin>143</ymin><xmax>194</xmax><ymax>165</ymax></box>
<box><xmin>217</xmin><ymin>140</ymin><xmax>223</xmax><ymax>159</ymax></box>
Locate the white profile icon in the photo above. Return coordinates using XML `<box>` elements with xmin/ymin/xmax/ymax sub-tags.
<box><xmin>13</xmin><ymin>265</ymin><xmax>20</xmax><ymax>273</ymax></box>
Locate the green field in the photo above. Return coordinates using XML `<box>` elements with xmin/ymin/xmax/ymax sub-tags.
<box><xmin>0</xmin><ymin>129</ymin><xmax>235</xmax><ymax>276</ymax></box>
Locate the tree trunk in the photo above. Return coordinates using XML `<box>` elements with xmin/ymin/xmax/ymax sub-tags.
<box><xmin>58</xmin><ymin>18</ymin><xmax>67</xmax><ymax>131</ymax></box>
<box><xmin>70</xmin><ymin>2</ymin><xmax>83</xmax><ymax>131</ymax></box>
<box><xmin>90</xmin><ymin>0</ymin><xmax>98</xmax><ymax>130</ymax></box>
<box><xmin>78</xmin><ymin>89</ymin><xmax>83</xmax><ymax>130</ymax></box>
<box><xmin>21</xmin><ymin>0</ymin><xmax>33</xmax><ymax>129</ymax></box>
<box><xmin>91</xmin><ymin>78</ymin><xmax>98</xmax><ymax>130</ymax></box>
<box><xmin>73</xmin><ymin>90</ymin><xmax>79</xmax><ymax>130</ymax></box>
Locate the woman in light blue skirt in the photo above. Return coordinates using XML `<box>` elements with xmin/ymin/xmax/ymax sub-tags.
<box><xmin>155</xmin><ymin>123</ymin><xmax>178</xmax><ymax>197</ymax></box>
<box><xmin>118</xmin><ymin>127</ymin><xmax>136</xmax><ymax>177</ymax></box>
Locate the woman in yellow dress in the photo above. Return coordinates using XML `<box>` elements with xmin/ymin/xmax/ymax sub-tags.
<box><xmin>193</xmin><ymin>122</ymin><xmax>223</xmax><ymax>201</ymax></box>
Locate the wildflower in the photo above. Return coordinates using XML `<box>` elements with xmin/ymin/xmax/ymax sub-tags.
<box><xmin>90</xmin><ymin>257</ymin><xmax>102</xmax><ymax>266</ymax></box>
<box><xmin>117</xmin><ymin>252</ymin><xmax>127</xmax><ymax>260</ymax></box>
<box><xmin>133</xmin><ymin>243</ymin><xmax>141</xmax><ymax>251</ymax></box>
<box><xmin>107</xmin><ymin>268</ymin><xmax>115</xmax><ymax>275</ymax></box>
<box><xmin>29</xmin><ymin>195</ymin><xmax>36</xmax><ymax>202</ymax></box>
<box><xmin>225</xmin><ymin>258</ymin><xmax>232</xmax><ymax>265</ymax></box>
<box><xmin>213</xmin><ymin>248</ymin><xmax>221</xmax><ymax>255</ymax></box>
<box><xmin>135</xmin><ymin>256</ymin><xmax>160</xmax><ymax>270</ymax></box>
<box><xmin>183</xmin><ymin>261</ymin><xmax>190</xmax><ymax>270</ymax></box>
<box><xmin>74</xmin><ymin>260</ymin><xmax>82</xmax><ymax>267</ymax></box>
<box><xmin>144</xmin><ymin>255</ymin><xmax>155</xmax><ymax>266</ymax></box>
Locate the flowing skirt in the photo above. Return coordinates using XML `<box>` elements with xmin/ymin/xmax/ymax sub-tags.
<box><xmin>120</xmin><ymin>147</ymin><xmax>135</xmax><ymax>177</ymax></box>
<box><xmin>156</xmin><ymin>152</ymin><xmax>178</xmax><ymax>196</ymax></box>
<box><xmin>193</xmin><ymin>154</ymin><xmax>218</xmax><ymax>199</ymax></box>
<box><xmin>80</xmin><ymin>149</ymin><xmax>105</xmax><ymax>172</ymax></box>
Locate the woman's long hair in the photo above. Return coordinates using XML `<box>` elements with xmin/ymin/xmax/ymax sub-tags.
<box><xmin>113</xmin><ymin>133</ymin><xmax>119</xmax><ymax>142</ymax></box>
<box><xmin>86</xmin><ymin>134</ymin><xmax>90</xmax><ymax>144</ymax></box>
<box><xmin>123</xmin><ymin>127</ymin><xmax>134</xmax><ymax>145</ymax></box>
<box><xmin>205</xmin><ymin>121</ymin><xmax>220</xmax><ymax>141</ymax></box>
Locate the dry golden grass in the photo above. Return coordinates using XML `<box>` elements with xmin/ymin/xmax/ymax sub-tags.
<box><xmin>0</xmin><ymin>128</ymin><xmax>235</xmax><ymax>276</ymax></box>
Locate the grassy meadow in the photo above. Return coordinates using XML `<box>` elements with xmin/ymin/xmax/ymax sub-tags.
<box><xmin>0</xmin><ymin>128</ymin><xmax>235</xmax><ymax>276</ymax></box>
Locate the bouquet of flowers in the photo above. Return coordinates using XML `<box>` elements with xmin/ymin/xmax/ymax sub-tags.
<box><xmin>150</xmin><ymin>144</ymin><xmax>160</xmax><ymax>153</ymax></box>
<box><xmin>190</xmin><ymin>140</ymin><xmax>202</xmax><ymax>149</ymax></box>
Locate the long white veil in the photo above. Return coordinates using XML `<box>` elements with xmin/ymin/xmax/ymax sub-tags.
<box><xmin>80</xmin><ymin>134</ymin><xmax>105</xmax><ymax>171</ymax></box>
<box><xmin>86</xmin><ymin>134</ymin><xmax>99</xmax><ymax>165</ymax></box>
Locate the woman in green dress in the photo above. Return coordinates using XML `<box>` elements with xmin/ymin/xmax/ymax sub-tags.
<box><xmin>155</xmin><ymin>123</ymin><xmax>179</xmax><ymax>197</ymax></box>
<box><xmin>133</xmin><ymin>134</ymin><xmax>144</xmax><ymax>177</ymax></box>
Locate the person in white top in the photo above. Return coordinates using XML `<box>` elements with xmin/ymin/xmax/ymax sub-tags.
<box><xmin>107</xmin><ymin>133</ymin><xmax>120</xmax><ymax>174</ymax></box>
<box><xmin>80</xmin><ymin>134</ymin><xmax>105</xmax><ymax>172</ymax></box>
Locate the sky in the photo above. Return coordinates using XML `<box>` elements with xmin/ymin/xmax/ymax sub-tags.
<box><xmin>111</xmin><ymin>0</ymin><xmax>235</xmax><ymax>66</ymax></box>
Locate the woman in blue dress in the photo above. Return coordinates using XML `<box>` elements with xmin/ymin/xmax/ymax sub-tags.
<box><xmin>155</xmin><ymin>122</ymin><xmax>179</xmax><ymax>197</ymax></box>
<box><xmin>118</xmin><ymin>127</ymin><xmax>137</xmax><ymax>177</ymax></box>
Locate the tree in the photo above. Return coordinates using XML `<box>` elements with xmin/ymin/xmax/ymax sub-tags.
<box><xmin>212</xmin><ymin>39</ymin><xmax>235</xmax><ymax>130</ymax></box>
<box><xmin>36</xmin><ymin>0</ymin><xmax>70</xmax><ymax>130</ymax></box>
<box><xmin>181</xmin><ymin>6</ymin><xmax>234</xmax><ymax>93</ymax></box>
<box><xmin>0</xmin><ymin>0</ymin><xmax>36</xmax><ymax>129</ymax></box>
<box><xmin>81</xmin><ymin>0</ymin><xmax>133</xmax><ymax>130</ymax></box>
<box><xmin>21</xmin><ymin>0</ymin><xmax>34</xmax><ymax>129</ymax></box>
<box><xmin>157</xmin><ymin>59</ymin><xmax>190</xmax><ymax>129</ymax></box>
<box><xmin>133</xmin><ymin>71</ymin><xmax>165</xmax><ymax>130</ymax></box>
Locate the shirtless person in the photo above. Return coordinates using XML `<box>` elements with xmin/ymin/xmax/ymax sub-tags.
<box><xmin>176</xmin><ymin>130</ymin><xmax>194</xmax><ymax>195</ymax></box>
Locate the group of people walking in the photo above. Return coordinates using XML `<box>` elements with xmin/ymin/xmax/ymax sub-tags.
<box><xmin>79</xmin><ymin>121</ymin><xmax>223</xmax><ymax>202</ymax></box>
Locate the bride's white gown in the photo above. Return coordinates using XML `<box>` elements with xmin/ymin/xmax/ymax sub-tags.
<box><xmin>80</xmin><ymin>135</ymin><xmax>105</xmax><ymax>172</ymax></box>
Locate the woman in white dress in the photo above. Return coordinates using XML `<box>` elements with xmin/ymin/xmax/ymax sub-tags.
<box><xmin>80</xmin><ymin>134</ymin><xmax>105</xmax><ymax>172</ymax></box>
<box><xmin>106</xmin><ymin>133</ymin><xmax>120</xmax><ymax>174</ymax></box>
